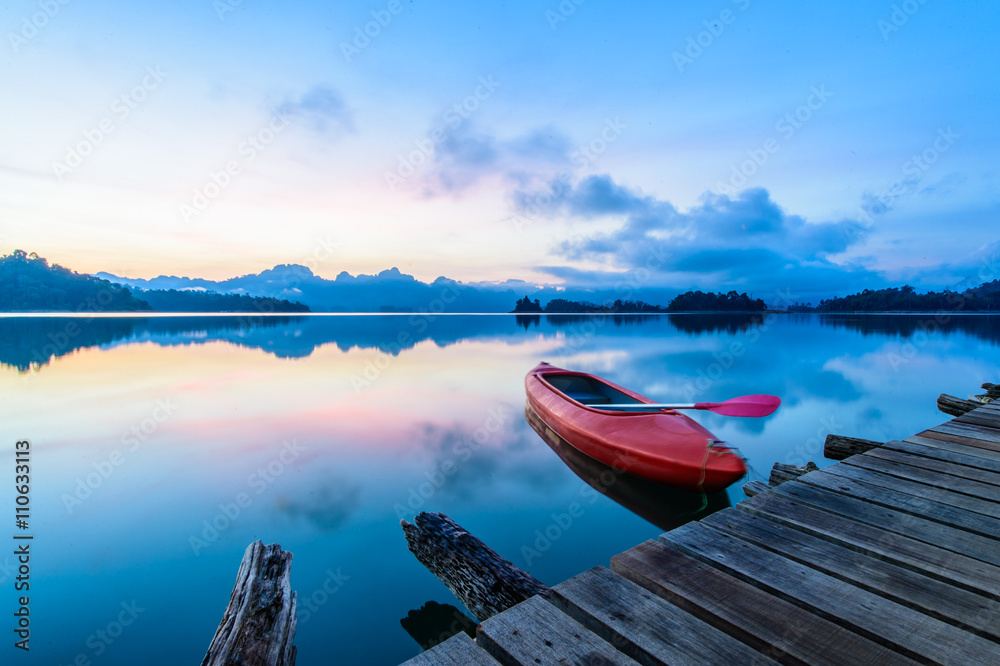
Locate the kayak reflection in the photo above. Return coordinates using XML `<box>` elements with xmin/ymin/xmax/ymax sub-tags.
<box><xmin>525</xmin><ymin>403</ymin><xmax>731</xmax><ymax>531</ymax></box>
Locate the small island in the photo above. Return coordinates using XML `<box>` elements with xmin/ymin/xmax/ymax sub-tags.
<box><xmin>512</xmin><ymin>290</ymin><xmax>766</xmax><ymax>314</ymax></box>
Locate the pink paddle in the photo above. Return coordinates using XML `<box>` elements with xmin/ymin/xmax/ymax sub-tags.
<box><xmin>601</xmin><ymin>394</ymin><xmax>781</xmax><ymax>417</ymax></box>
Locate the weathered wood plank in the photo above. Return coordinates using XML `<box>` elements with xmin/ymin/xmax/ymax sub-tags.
<box><xmin>861</xmin><ymin>446</ymin><xmax>1000</xmax><ymax>489</ymax></box>
<box><xmin>955</xmin><ymin>408</ymin><xmax>1000</xmax><ymax>427</ymax></box>
<box><xmin>476</xmin><ymin>595</ymin><xmax>641</xmax><ymax>666</ymax></box>
<box><xmin>913</xmin><ymin>429</ymin><xmax>1000</xmax><ymax>454</ymax></box>
<box><xmin>202</xmin><ymin>541</ymin><xmax>297</xmax><ymax>666</ymax></box>
<box><xmin>737</xmin><ymin>492</ymin><xmax>1000</xmax><ymax>601</ymax></box>
<box><xmin>822</xmin><ymin>462</ymin><xmax>1000</xmax><ymax>519</ymax></box>
<box><xmin>701</xmin><ymin>509</ymin><xmax>1000</xmax><ymax>641</ymax></box>
<box><xmin>660</xmin><ymin>521</ymin><xmax>999</xmax><ymax>665</ymax></box>
<box><xmin>743</xmin><ymin>479</ymin><xmax>771</xmax><ymax>497</ymax></box>
<box><xmin>551</xmin><ymin>565</ymin><xmax>780</xmax><ymax>665</ymax></box>
<box><xmin>930</xmin><ymin>421</ymin><xmax>1000</xmax><ymax>445</ymax></box>
<box><xmin>612</xmin><ymin>540</ymin><xmax>922</xmax><ymax>666</ymax></box>
<box><xmin>401</xmin><ymin>512</ymin><xmax>550</xmax><ymax>622</ymax></box>
<box><xmin>843</xmin><ymin>455</ymin><xmax>1000</xmax><ymax>504</ymax></box>
<box><xmin>399</xmin><ymin>633</ymin><xmax>499</xmax><ymax>666</ymax></box>
<box><xmin>768</xmin><ymin>479</ymin><xmax>1000</xmax><ymax>567</ymax></box>
<box><xmin>769</xmin><ymin>461</ymin><xmax>819</xmax><ymax>485</ymax></box>
<box><xmin>888</xmin><ymin>438</ymin><xmax>1000</xmax><ymax>473</ymax></box>
<box><xmin>824</xmin><ymin>434</ymin><xmax>883</xmax><ymax>460</ymax></box>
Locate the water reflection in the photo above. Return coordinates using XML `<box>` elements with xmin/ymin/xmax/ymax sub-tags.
<box><xmin>524</xmin><ymin>404</ymin><xmax>731</xmax><ymax>531</ymax></box>
<box><xmin>4</xmin><ymin>313</ymin><xmax>999</xmax><ymax>374</ymax></box>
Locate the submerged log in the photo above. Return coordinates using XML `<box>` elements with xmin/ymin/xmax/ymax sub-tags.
<box><xmin>768</xmin><ymin>461</ymin><xmax>819</xmax><ymax>486</ymax></box>
<box><xmin>742</xmin><ymin>480</ymin><xmax>771</xmax><ymax>497</ymax></box>
<box><xmin>401</xmin><ymin>512</ymin><xmax>550</xmax><ymax>622</ymax></box>
<box><xmin>938</xmin><ymin>393</ymin><xmax>980</xmax><ymax>416</ymax></box>
<box><xmin>202</xmin><ymin>541</ymin><xmax>297</xmax><ymax>666</ymax></box>
<box><xmin>824</xmin><ymin>434</ymin><xmax>884</xmax><ymax>460</ymax></box>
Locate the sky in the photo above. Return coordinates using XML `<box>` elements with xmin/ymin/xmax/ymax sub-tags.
<box><xmin>1</xmin><ymin>0</ymin><xmax>998</xmax><ymax>303</ymax></box>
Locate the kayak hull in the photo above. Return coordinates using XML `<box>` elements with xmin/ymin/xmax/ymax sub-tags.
<box><xmin>525</xmin><ymin>363</ymin><xmax>747</xmax><ymax>493</ymax></box>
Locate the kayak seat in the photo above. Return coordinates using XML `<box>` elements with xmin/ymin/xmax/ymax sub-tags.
<box><xmin>566</xmin><ymin>391</ymin><xmax>612</xmax><ymax>405</ymax></box>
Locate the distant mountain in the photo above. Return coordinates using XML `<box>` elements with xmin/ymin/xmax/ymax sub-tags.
<box><xmin>1</xmin><ymin>250</ymin><xmax>151</xmax><ymax>312</ymax></box>
<box><xmin>96</xmin><ymin>264</ymin><xmax>693</xmax><ymax>313</ymax></box>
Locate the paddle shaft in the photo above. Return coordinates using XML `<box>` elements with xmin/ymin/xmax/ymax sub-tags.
<box><xmin>597</xmin><ymin>394</ymin><xmax>780</xmax><ymax>417</ymax></box>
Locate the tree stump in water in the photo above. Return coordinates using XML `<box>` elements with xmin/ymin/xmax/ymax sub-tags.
<box><xmin>938</xmin><ymin>393</ymin><xmax>980</xmax><ymax>416</ymax></box>
<box><xmin>401</xmin><ymin>512</ymin><xmax>551</xmax><ymax>622</ymax></box>
<box><xmin>202</xmin><ymin>541</ymin><xmax>297</xmax><ymax>666</ymax></box>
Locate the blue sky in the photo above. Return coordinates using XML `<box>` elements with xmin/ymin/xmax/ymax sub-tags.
<box><xmin>1</xmin><ymin>0</ymin><xmax>998</xmax><ymax>302</ymax></box>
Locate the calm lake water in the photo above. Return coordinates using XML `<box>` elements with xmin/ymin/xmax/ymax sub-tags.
<box><xmin>2</xmin><ymin>313</ymin><xmax>998</xmax><ymax>665</ymax></box>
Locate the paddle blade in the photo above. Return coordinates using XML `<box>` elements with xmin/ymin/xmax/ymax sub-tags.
<box><xmin>696</xmin><ymin>395</ymin><xmax>781</xmax><ymax>417</ymax></box>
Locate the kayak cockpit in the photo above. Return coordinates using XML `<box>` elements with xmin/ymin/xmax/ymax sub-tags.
<box><xmin>542</xmin><ymin>373</ymin><xmax>644</xmax><ymax>407</ymax></box>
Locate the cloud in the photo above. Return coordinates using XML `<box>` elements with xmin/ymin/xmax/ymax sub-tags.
<box><xmin>274</xmin><ymin>481</ymin><xmax>361</xmax><ymax>532</ymax></box>
<box><xmin>423</xmin><ymin>123</ymin><xmax>574</xmax><ymax>195</ymax></box>
<box><xmin>516</xmin><ymin>175</ymin><xmax>886</xmax><ymax>303</ymax></box>
<box><xmin>276</xmin><ymin>85</ymin><xmax>353</xmax><ymax>134</ymax></box>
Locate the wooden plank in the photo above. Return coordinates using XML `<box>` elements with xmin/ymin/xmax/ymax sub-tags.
<box><xmin>930</xmin><ymin>421</ymin><xmax>1000</xmax><ymax>445</ymax></box>
<box><xmin>611</xmin><ymin>540</ymin><xmax>919</xmax><ymax>666</ymax></box>
<box><xmin>476</xmin><ymin>596</ymin><xmax>641</xmax><ymax>666</ymax></box>
<box><xmin>956</xmin><ymin>411</ymin><xmax>1000</xmax><ymax>428</ymax></box>
<box><xmin>701</xmin><ymin>509</ymin><xmax>1000</xmax><ymax>641</ymax></box>
<box><xmin>862</xmin><ymin>446</ymin><xmax>1000</xmax><ymax>489</ymax></box>
<box><xmin>738</xmin><ymin>491</ymin><xmax>1000</xmax><ymax>601</ymax></box>
<box><xmin>842</xmin><ymin>455</ymin><xmax>1000</xmax><ymax>503</ymax></box>
<box><xmin>768</xmin><ymin>479</ymin><xmax>1000</xmax><ymax>567</ymax></box>
<box><xmin>400</xmin><ymin>633</ymin><xmax>499</xmax><ymax>666</ymax></box>
<box><xmin>889</xmin><ymin>438</ymin><xmax>1000</xmax><ymax>473</ymax></box>
<box><xmin>822</xmin><ymin>462</ymin><xmax>1000</xmax><ymax>519</ymax></box>
<box><xmin>660</xmin><ymin>522</ymin><xmax>999</xmax><ymax>665</ymax></box>
<box><xmin>914</xmin><ymin>429</ymin><xmax>1000</xmax><ymax>455</ymax></box>
<box><xmin>551</xmin><ymin>566</ymin><xmax>781</xmax><ymax>665</ymax></box>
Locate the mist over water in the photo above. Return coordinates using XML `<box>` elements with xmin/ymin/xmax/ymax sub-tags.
<box><xmin>2</xmin><ymin>313</ymin><xmax>997</xmax><ymax>665</ymax></box>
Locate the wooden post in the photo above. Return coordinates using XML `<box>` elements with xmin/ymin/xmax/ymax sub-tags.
<box><xmin>202</xmin><ymin>541</ymin><xmax>297</xmax><ymax>666</ymax></box>
<box><xmin>977</xmin><ymin>382</ymin><xmax>999</xmax><ymax>402</ymax></box>
<box><xmin>742</xmin><ymin>480</ymin><xmax>771</xmax><ymax>497</ymax></box>
<box><xmin>938</xmin><ymin>393</ymin><xmax>980</xmax><ymax>417</ymax></box>
<box><xmin>823</xmin><ymin>434</ymin><xmax>884</xmax><ymax>460</ymax></box>
<box><xmin>401</xmin><ymin>512</ymin><xmax>551</xmax><ymax>622</ymax></box>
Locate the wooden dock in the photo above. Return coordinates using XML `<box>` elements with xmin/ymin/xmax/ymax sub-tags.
<box><xmin>401</xmin><ymin>402</ymin><xmax>1000</xmax><ymax>665</ymax></box>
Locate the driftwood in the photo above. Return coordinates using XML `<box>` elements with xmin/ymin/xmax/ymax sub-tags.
<box><xmin>938</xmin><ymin>393</ymin><xmax>980</xmax><ymax>416</ymax></box>
<box><xmin>824</xmin><ymin>434</ymin><xmax>884</xmax><ymax>460</ymax></box>
<box><xmin>769</xmin><ymin>461</ymin><xmax>819</xmax><ymax>486</ymax></box>
<box><xmin>401</xmin><ymin>512</ymin><xmax>550</xmax><ymax>622</ymax></box>
<box><xmin>202</xmin><ymin>541</ymin><xmax>297</xmax><ymax>666</ymax></box>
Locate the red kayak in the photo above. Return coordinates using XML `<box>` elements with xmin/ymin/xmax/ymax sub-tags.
<box><xmin>525</xmin><ymin>362</ymin><xmax>747</xmax><ymax>493</ymax></box>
